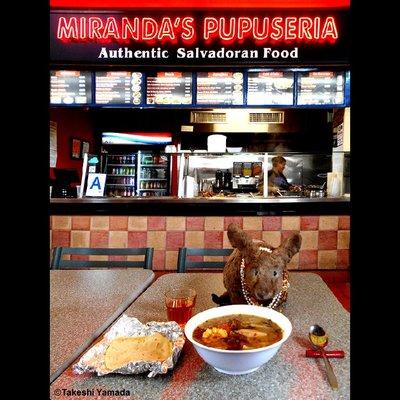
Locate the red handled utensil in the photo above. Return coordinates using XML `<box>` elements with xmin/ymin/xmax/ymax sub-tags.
<box><xmin>306</xmin><ymin>349</ymin><xmax>345</xmax><ymax>358</ymax></box>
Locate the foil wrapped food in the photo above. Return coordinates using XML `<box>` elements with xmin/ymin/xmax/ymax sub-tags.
<box><xmin>73</xmin><ymin>314</ymin><xmax>185</xmax><ymax>377</ymax></box>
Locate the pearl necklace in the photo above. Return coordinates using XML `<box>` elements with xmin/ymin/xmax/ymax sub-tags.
<box><xmin>239</xmin><ymin>247</ymin><xmax>290</xmax><ymax>310</ymax></box>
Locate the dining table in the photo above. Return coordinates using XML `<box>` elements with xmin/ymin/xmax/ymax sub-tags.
<box><xmin>50</xmin><ymin>272</ymin><xmax>350</xmax><ymax>400</ymax></box>
<box><xmin>50</xmin><ymin>269</ymin><xmax>155</xmax><ymax>383</ymax></box>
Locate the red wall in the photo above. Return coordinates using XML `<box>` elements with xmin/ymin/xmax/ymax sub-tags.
<box><xmin>50</xmin><ymin>108</ymin><xmax>95</xmax><ymax>181</ymax></box>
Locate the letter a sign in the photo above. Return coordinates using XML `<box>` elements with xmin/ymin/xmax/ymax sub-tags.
<box><xmin>85</xmin><ymin>173</ymin><xmax>106</xmax><ymax>197</ymax></box>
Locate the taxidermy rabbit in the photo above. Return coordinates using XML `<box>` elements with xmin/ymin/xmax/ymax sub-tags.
<box><xmin>212</xmin><ymin>223</ymin><xmax>302</xmax><ymax>308</ymax></box>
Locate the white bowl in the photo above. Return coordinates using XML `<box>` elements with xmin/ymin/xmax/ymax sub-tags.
<box><xmin>184</xmin><ymin>304</ymin><xmax>292</xmax><ymax>375</ymax></box>
<box><xmin>226</xmin><ymin>147</ymin><xmax>243</xmax><ymax>153</ymax></box>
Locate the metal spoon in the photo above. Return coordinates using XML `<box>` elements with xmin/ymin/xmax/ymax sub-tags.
<box><xmin>309</xmin><ymin>325</ymin><xmax>339</xmax><ymax>390</ymax></box>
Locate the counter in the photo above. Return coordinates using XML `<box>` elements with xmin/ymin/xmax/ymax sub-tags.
<box><xmin>50</xmin><ymin>196</ymin><xmax>350</xmax><ymax>216</ymax></box>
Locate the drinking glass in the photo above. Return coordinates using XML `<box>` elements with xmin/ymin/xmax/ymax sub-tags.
<box><xmin>164</xmin><ymin>288</ymin><xmax>197</xmax><ymax>327</ymax></box>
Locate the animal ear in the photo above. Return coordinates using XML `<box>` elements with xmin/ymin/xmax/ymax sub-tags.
<box><xmin>227</xmin><ymin>223</ymin><xmax>252</xmax><ymax>250</ymax></box>
<box><xmin>227</xmin><ymin>223</ymin><xmax>257</xmax><ymax>261</ymax></box>
<box><xmin>277</xmin><ymin>233</ymin><xmax>302</xmax><ymax>262</ymax></box>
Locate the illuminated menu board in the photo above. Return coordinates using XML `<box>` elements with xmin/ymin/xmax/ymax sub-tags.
<box><xmin>247</xmin><ymin>71</ymin><xmax>294</xmax><ymax>105</ymax></box>
<box><xmin>297</xmin><ymin>71</ymin><xmax>345</xmax><ymax>105</ymax></box>
<box><xmin>95</xmin><ymin>71</ymin><xmax>142</xmax><ymax>105</ymax></box>
<box><xmin>196</xmin><ymin>72</ymin><xmax>243</xmax><ymax>105</ymax></box>
<box><xmin>146</xmin><ymin>72</ymin><xmax>192</xmax><ymax>105</ymax></box>
<box><xmin>50</xmin><ymin>70</ymin><xmax>92</xmax><ymax>104</ymax></box>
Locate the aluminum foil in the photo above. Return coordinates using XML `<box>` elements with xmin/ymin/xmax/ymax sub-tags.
<box><xmin>73</xmin><ymin>314</ymin><xmax>185</xmax><ymax>378</ymax></box>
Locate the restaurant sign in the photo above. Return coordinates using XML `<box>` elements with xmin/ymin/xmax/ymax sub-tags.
<box><xmin>50</xmin><ymin>10</ymin><xmax>350</xmax><ymax>65</ymax></box>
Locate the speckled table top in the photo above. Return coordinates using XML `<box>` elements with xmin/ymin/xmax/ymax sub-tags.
<box><xmin>51</xmin><ymin>272</ymin><xmax>350</xmax><ymax>400</ymax></box>
<box><xmin>50</xmin><ymin>269</ymin><xmax>155</xmax><ymax>383</ymax></box>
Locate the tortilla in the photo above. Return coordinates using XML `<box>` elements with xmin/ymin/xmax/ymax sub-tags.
<box><xmin>104</xmin><ymin>332</ymin><xmax>173</xmax><ymax>370</ymax></box>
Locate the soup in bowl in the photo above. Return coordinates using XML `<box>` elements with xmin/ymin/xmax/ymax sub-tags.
<box><xmin>184</xmin><ymin>304</ymin><xmax>292</xmax><ymax>375</ymax></box>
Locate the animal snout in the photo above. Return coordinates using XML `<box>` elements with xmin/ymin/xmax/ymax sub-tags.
<box><xmin>255</xmin><ymin>289</ymin><xmax>274</xmax><ymax>301</ymax></box>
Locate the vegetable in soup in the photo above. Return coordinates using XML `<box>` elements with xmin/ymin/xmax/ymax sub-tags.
<box><xmin>192</xmin><ymin>314</ymin><xmax>283</xmax><ymax>350</ymax></box>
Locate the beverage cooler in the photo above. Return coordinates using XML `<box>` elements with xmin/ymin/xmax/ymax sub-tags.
<box><xmin>104</xmin><ymin>153</ymin><xmax>137</xmax><ymax>197</ymax></box>
<box><xmin>137</xmin><ymin>151</ymin><xmax>170</xmax><ymax>197</ymax></box>
<box><xmin>103</xmin><ymin>151</ymin><xmax>170</xmax><ymax>197</ymax></box>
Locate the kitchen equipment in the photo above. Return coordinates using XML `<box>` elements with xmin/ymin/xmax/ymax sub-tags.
<box><xmin>226</xmin><ymin>147</ymin><xmax>243</xmax><ymax>153</ymax></box>
<box><xmin>309</xmin><ymin>189</ymin><xmax>325</xmax><ymax>198</ymax></box>
<box><xmin>223</xmin><ymin>170</ymin><xmax>232</xmax><ymax>190</ymax></box>
<box><xmin>233</xmin><ymin>162</ymin><xmax>243</xmax><ymax>176</ymax></box>
<box><xmin>309</xmin><ymin>325</ymin><xmax>339</xmax><ymax>390</ymax></box>
<box><xmin>273</xmin><ymin>189</ymin><xmax>303</xmax><ymax>198</ymax></box>
<box><xmin>207</xmin><ymin>134</ymin><xmax>227</xmax><ymax>152</ymax></box>
<box><xmin>232</xmin><ymin>176</ymin><xmax>259</xmax><ymax>193</ymax></box>
<box><xmin>231</xmin><ymin>162</ymin><xmax>262</xmax><ymax>193</ymax></box>
<box><xmin>214</xmin><ymin>170</ymin><xmax>224</xmax><ymax>190</ymax></box>
<box><xmin>242</xmin><ymin>162</ymin><xmax>252</xmax><ymax>176</ymax></box>
<box><xmin>302</xmin><ymin>184</ymin><xmax>326</xmax><ymax>198</ymax></box>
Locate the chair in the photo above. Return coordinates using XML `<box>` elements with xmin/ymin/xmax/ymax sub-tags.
<box><xmin>50</xmin><ymin>247</ymin><xmax>154</xmax><ymax>269</ymax></box>
<box><xmin>177</xmin><ymin>248</ymin><xmax>233</xmax><ymax>273</ymax></box>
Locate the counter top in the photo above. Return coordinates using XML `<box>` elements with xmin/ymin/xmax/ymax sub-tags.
<box><xmin>51</xmin><ymin>272</ymin><xmax>350</xmax><ymax>400</ymax></box>
<box><xmin>51</xmin><ymin>196</ymin><xmax>350</xmax><ymax>204</ymax></box>
<box><xmin>50</xmin><ymin>196</ymin><xmax>350</xmax><ymax>216</ymax></box>
<box><xmin>50</xmin><ymin>269</ymin><xmax>154</xmax><ymax>383</ymax></box>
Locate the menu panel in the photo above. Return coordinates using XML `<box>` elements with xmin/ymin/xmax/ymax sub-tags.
<box><xmin>297</xmin><ymin>71</ymin><xmax>345</xmax><ymax>105</ymax></box>
<box><xmin>146</xmin><ymin>72</ymin><xmax>192</xmax><ymax>105</ymax></box>
<box><xmin>95</xmin><ymin>71</ymin><xmax>143</xmax><ymax>105</ymax></box>
<box><xmin>196</xmin><ymin>72</ymin><xmax>243</xmax><ymax>105</ymax></box>
<box><xmin>247</xmin><ymin>71</ymin><xmax>294</xmax><ymax>105</ymax></box>
<box><xmin>50</xmin><ymin>70</ymin><xmax>92</xmax><ymax>104</ymax></box>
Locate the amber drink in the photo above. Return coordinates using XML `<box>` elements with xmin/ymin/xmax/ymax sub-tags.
<box><xmin>165</xmin><ymin>288</ymin><xmax>197</xmax><ymax>327</ymax></box>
